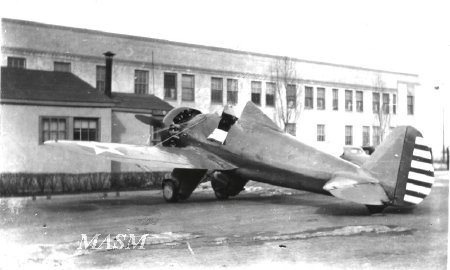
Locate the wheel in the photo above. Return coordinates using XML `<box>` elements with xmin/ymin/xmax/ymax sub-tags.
<box><xmin>366</xmin><ymin>205</ymin><xmax>386</xmax><ymax>214</ymax></box>
<box><xmin>214</xmin><ymin>189</ymin><xmax>229</xmax><ymax>200</ymax></box>
<box><xmin>162</xmin><ymin>180</ymin><xmax>179</xmax><ymax>202</ymax></box>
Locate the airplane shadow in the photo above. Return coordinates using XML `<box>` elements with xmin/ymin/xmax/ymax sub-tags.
<box><xmin>39</xmin><ymin>191</ymin><xmax>423</xmax><ymax>217</ymax></box>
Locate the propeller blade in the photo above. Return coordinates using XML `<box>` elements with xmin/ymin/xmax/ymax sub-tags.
<box><xmin>135</xmin><ymin>115</ymin><xmax>165</xmax><ymax>128</ymax></box>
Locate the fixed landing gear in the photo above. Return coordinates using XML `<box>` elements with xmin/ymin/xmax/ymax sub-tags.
<box><xmin>366</xmin><ymin>205</ymin><xmax>386</xmax><ymax>214</ymax></box>
<box><xmin>210</xmin><ymin>171</ymin><xmax>247</xmax><ymax>200</ymax></box>
<box><xmin>162</xmin><ymin>179</ymin><xmax>179</xmax><ymax>202</ymax></box>
<box><xmin>213</xmin><ymin>187</ymin><xmax>229</xmax><ymax>200</ymax></box>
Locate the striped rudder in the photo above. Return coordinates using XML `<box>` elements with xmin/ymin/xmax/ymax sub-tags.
<box><xmin>403</xmin><ymin>136</ymin><xmax>435</xmax><ymax>205</ymax></box>
<box><xmin>362</xmin><ymin>126</ymin><xmax>435</xmax><ymax>207</ymax></box>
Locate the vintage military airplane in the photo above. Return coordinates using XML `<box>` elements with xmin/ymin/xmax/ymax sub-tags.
<box><xmin>45</xmin><ymin>102</ymin><xmax>435</xmax><ymax>213</ymax></box>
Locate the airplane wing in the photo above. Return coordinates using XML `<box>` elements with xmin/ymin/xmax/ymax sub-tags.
<box><xmin>44</xmin><ymin>140</ymin><xmax>236</xmax><ymax>171</ymax></box>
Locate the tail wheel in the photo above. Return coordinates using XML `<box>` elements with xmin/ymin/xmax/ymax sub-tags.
<box><xmin>162</xmin><ymin>180</ymin><xmax>179</xmax><ymax>202</ymax></box>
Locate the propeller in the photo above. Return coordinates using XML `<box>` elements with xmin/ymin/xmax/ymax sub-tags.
<box><xmin>134</xmin><ymin>114</ymin><xmax>165</xmax><ymax>128</ymax></box>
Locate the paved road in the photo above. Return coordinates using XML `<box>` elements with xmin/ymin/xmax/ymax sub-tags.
<box><xmin>0</xmin><ymin>171</ymin><xmax>448</xmax><ymax>269</ymax></box>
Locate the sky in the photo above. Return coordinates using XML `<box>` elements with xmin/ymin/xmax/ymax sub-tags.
<box><xmin>1</xmin><ymin>0</ymin><xmax>449</xmax><ymax>154</ymax></box>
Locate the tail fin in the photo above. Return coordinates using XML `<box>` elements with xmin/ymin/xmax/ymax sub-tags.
<box><xmin>362</xmin><ymin>126</ymin><xmax>435</xmax><ymax>206</ymax></box>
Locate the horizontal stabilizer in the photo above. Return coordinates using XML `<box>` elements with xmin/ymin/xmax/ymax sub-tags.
<box><xmin>323</xmin><ymin>173</ymin><xmax>389</xmax><ymax>205</ymax></box>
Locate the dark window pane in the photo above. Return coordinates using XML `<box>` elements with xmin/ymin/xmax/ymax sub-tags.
<box><xmin>164</xmin><ymin>73</ymin><xmax>177</xmax><ymax>100</ymax></box>
<box><xmin>211</xmin><ymin>77</ymin><xmax>223</xmax><ymax>103</ymax></box>
<box><xmin>317</xmin><ymin>88</ymin><xmax>325</xmax><ymax>110</ymax></box>
<box><xmin>305</xmin><ymin>86</ymin><xmax>313</xmax><ymax>109</ymax></box>
<box><xmin>345</xmin><ymin>90</ymin><xmax>353</xmax><ymax>112</ymax></box>
<box><xmin>135</xmin><ymin>70</ymin><xmax>149</xmax><ymax>95</ymax></box>
<box><xmin>266</xmin><ymin>82</ymin><xmax>275</xmax><ymax>107</ymax></box>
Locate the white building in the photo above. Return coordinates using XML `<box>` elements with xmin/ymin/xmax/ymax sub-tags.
<box><xmin>1</xmin><ymin>18</ymin><xmax>420</xmax><ymax>177</ymax></box>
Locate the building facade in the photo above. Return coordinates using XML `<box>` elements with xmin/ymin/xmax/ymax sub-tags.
<box><xmin>1</xmin><ymin>18</ymin><xmax>420</xmax><ymax>174</ymax></box>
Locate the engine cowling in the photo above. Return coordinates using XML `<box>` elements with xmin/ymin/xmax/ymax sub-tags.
<box><xmin>161</xmin><ymin>107</ymin><xmax>202</xmax><ymax>147</ymax></box>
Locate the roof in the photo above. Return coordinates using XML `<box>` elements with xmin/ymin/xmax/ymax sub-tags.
<box><xmin>2</xmin><ymin>18</ymin><xmax>418</xmax><ymax>77</ymax></box>
<box><xmin>0</xmin><ymin>67</ymin><xmax>173</xmax><ymax>114</ymax></box>
<box><xmin>1</xmin><ymin>67</ymin><xmax>112</xmax><ymax>105</ymax></box>
<box><xmin>111</xmin><ymin>92</ymin><xmax>173</xmax><ymax>115</ymax></box>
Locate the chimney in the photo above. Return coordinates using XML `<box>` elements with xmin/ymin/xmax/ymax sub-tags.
<box><xmin>103</xmin><ymin>51</ymin><xmax>115</xmax><ymax>97</ymax></box>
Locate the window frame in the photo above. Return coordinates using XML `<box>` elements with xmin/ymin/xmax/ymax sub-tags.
<box><xmin>39</xmin><ymin>116</ymin><xmax>69</xmax><ymax>144</ymax></box>
<box><xmin>73</xmin><ymin>118</ymin><xmax>100</xmax><ymax>142</ymax></box>
<box><xmin>382</xmin><ymin>93</ymin><xmax>390</xmax><ymax>114</ymax></box>
<box><xmin>332</xmin><ymin>89</ymin><xmax>339</xmax><ymax>111</ymax></box>
<box><xmin>305</xmin><ymin>86</ymin><xmax>314</xmax><ymax>109</ymax></box>
<box><xmin>164</xmin><ymin>72</ymin><xmax>178</xmax><ymax>100</ymax></box>
<box><xmin>134</xmin><ymin>69</ymin><xmax>149</xmax><ymax>95</ymax></box>
<box><xmin>317</xmin><ymin>124</ymin><xmax>325</xmax><ymax>142</ymax></box>
<box><xmin>345</xmin><ymin>125</ymin><xmax>353</xmax><ymax>145</ymax></box>
<box><xmin>372</xmin><ymin>126</ymin><xmax>381</xmax><ymax>146</ymax></box>
<box><xmin>7</xmin><ymin>57</ymin><xmax>26</xmax><ymax>69</ymax></box>
<box><xmin>211</xmin><ymin>77</ymin><xmax>223</xmax><ymax>104</ymax></box>
<box><xmin>286</xmin><ymin>84</ymin><xmax>297</xmax><ymax>108</ymax></box>
<box><xmin>54</xmin><ymin>61</ymin><xmax>71</xmax><ymax>72</ymax></box>
<box><xmin>356</xmin><ymin>91</ymin><xmax>363</xmax><ymax>112</ymax></box>
<box><xmin>265</xmin><ymin>82</ymin><xmax>275</xmax><ymax>107</ymax></box>
<box><xmin>407</xmin><ymin>95</ymin><xmax>414</xmax><ymax>115</ymax></box>
<box><xmin>251</xmin><ymin>81</ymin><xmax>262</xmax><ymax>105</ymax></box>
<box><xmin>227</xmin><ymin>78</ymin><xmax>239</xmax><ymax>105</ymax></box>
<box><xmin>317</xmin><ymin>87</ymin><xmax>325</xmax><ymax>110</ymax></box>
<box><xmin>345</xmin><ymin>90</ymin><xmax>353</xmax><ymax>112</ymax></box>
<box><xmin>181</xmin><ymin>74</ymin><xmax>195</xmax><ymax>101</ymax></box>
<box><xmin>393</xmin><ymin>94</ymin><xmax>397</xmax><ymax>115</ymax></box>
<box><xmin>372</xmin><ymin>92</ymin><xmax>380</xmax><ymax>114</ymax></box>
<box><xmin>362</xmin><ymin>126</ymin><xmax>370</xmax><ymax>146</ymax></box>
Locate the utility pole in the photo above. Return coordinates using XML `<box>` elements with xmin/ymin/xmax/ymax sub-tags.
<box><xmin>435</xmin><ymin>86</ymin><xmax>446</xmax><ymax>166</ymax></box>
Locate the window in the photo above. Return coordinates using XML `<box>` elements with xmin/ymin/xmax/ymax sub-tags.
<box><xmin>393</xmin><ymin>94</ymin><xmax>397</xmax><ymax>114</ymax></box>
<box><xmin>332</xmin><ymin>89</ymin><xmax>339</xmax><ymax>110</ymax></box>
<box><xmin>345</xmin><ymin>125</ymin><xmax>353</xmax><ymax>145</ymax></box>
<box><xmin>7</xmin><ymin>57</ymin><xmax>26</xmax><ymax>68</ymax></box>
<box><xmin>74</xmin><ymin>118</ymin><xmax>98</xmax><ymax>141</ymax></box>
<box><xmin>373</xmin><ymin>126</ymin><xmax>381</xmax><ymax>146</ymax></box>
<box><xmin>286</xmin><ymin>84</ymin><xmax>296</xmax><ymax>108</ymax></box>
<box><xmin>211</xmin><ymin>77</ymin><xmax>223</xmax><ymax>103</ymax></box>
<box><xmin>285</xmin><ymin>123</ymin><xmax>296</xmax><ymax>136</ymax></box>
<box><xmin>407</xmin><ymin>95</ymin><xmax>414</xmax><ymax>115</ymax></box>
<box><xmin>305</xmin><ymin>86</ymin><xmax>314</xmax><ymax>109</ymax></box>
<box><xmin>164</xmin><ymin>73</ymin><xmax>177</xmax><ymax>100</ymax></box>
<box><xmin>356</xmin><ymin>91</ymin><xmax>363</xmax><ymax>112</ymax></box>
<box><xmin>96</xmin><ymin>66</ymin><xmax>106</xmax><ymax>92</ymax></box>
<box><xmin>266</xmin><ymin>82</ymin><xmax>275</xmax><ymax>107</ymax></box>
<box><xmin>345</xmin><ymin>90</ymin><xmax>353</xmax><ymax>111</ymax></box>
<box><xmin>54</xmin><ymin>61</ymin><xmax>71</xmax><ymax>72</ymax></box>
<box><xmin>182</xmin><ymin>74</ymin><xmax>195</xmax><ymax>101</ymax></box>
<box><xmin>372</xmin><ymin>92</ymin><xmax>380</xmax><ymax>113</ymax></box>
<box><xmin>362</xmin><ymin>126</ymin><xmax>370</xmax><ymax>146</ymax></box>
<box><xmin>135</xmin><ymin>70</ymin><xmax>149</xmax><ymax>95</ymax></box>
<box><xmin>227</xmin><ymin>79</ymin><xmax>238</xmax><ymax>105</ymax></box>
<box><xmin>41</xmin><ymin>117</ymin><xmax>67</xmax><ymax>143</ymax></box>
<box><xmin>317</xmin><ymin>124</ymin><xmax>325</xmax><ymax>141</ymax></box>
<box><xmin>382</xmin><ymin>93</ymin><xmax>390</xmax><ymax>114</ymax></box>
<box><xmin>317</xmin><ymin>88</ymin><xmax>325</xmax><ymax>110</ymax></box>
<box><xmin>251</xmin><ymin>81</ymin><xmax>262</xmax><ymax>105</ymax></box>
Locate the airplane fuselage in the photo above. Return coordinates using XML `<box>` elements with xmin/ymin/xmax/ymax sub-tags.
<box><xmin>180</xmin><ymin>113</ymin><xmax>362</xmax><ymax>195</ymax></box>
